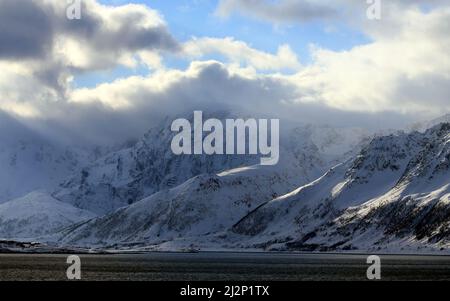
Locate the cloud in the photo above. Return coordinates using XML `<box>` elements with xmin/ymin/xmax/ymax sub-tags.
<box><xmin>0</xmin><ymin>0</ymin><xmax>54</xmax><ymax>60</ymax></box>
<box><xmin>216</xmin><ymin>0</ymin><xmax>450</xmax><ymax>29</ymax></box>
<box><xmin>0</xmin><ymin>0</ymin><xmax>448</xmax><ymax>148</ymax></box>
<box><xmin>53</xmin><ymin>0</ymin><xmax>179</xmax><ymax>70</ymax></box>
<box><xmin>0</xmin><ymin>0</ymin><xmax>179</xmax><ymax>99</ymax></box>
<box><xmin>4</xmin><ymin>61</ymin><xmax>301</xmax><ymax>145</ymax></box>
<box><xmin>3</xmin><ymin>60</ymin><xmax>418</xmax><ymax>147</ymax></box>
<box><xmin>183</xmin><ymin>37</ymin><xmax>301</xmax><ymax>71</ymax></box>
<box><xmin>289</xmin><ymin>7</ymin><xmax>450</xmax><ymax>114</ymax></box>
<box><xmin>0</xmin><ymin>0</ymin><xmax>179</xmax><ymax>65</ymax></box>
<box><xmin>216</xmin><ymin>0</ymin><xmax>338</xmax><ymax>23</ymax></box>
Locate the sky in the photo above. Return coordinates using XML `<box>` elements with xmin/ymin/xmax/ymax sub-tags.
<box><xmin>0</xmin><ymin>0</ymin><xmax>449</xmax><ymax>145</ymax></box>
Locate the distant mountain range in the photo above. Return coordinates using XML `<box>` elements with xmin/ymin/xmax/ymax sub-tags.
<box><xmin>46</xmin><ymin>123</ymin><xmax>449</xmax><ymax>254</ymax></box>
<box><xmin>0</xmin><ymin>113</ymin><xmax>448</xmax><ymax>254</ymax></box>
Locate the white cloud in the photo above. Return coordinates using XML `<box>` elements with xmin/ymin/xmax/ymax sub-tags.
<box><xmin>289</xmin><ymin>7</ymin><xmax>450</xmax><ymax>114</ymax></box>
<box><xmin>184</xmin><ymin>37</ymin><xmax>301</xmax><ymax>71</ymax></box>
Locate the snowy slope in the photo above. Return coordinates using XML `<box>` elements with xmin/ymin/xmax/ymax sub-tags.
<box><xmin>231</xmin><ymin>123</ymin><xmax>450</xmax><ymax>253</ymax></box>
<box><xmin>54</xmin><ymin>151</ymin><xmax>328</xmax><ymax>247</ymax></box>
<box><xmin>0</xmin><ymin>191</ymin><xmax>96</xmax><ymax>239</ymax></box>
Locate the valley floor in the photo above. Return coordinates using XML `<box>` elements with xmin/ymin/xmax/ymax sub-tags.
<box><xmin>1</xmin><ymin>252</ymin><xmax>450</xmax><ymax>281</ymax></box>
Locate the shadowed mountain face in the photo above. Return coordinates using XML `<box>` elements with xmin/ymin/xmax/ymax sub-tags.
<box><xmin>0</xmin><ymin>112</ymin><xmax>91</xmax><ymax>204</ymax></box>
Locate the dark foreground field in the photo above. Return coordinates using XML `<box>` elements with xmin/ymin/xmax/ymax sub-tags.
<box><xmin>1</xmin><ymin>252</ymin><xmax>449</xmax><ymax>281</ymax></box>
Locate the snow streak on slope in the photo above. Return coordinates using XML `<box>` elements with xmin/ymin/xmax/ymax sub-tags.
<box><xmin>232</xmin><ymin>123</ymin><xmax>450</xmax><ymax>253</ymax></box>
<box><xmin>0</xmin><ymin>191</ymin><xmax>96</xmax><ymax>239</ymax></box>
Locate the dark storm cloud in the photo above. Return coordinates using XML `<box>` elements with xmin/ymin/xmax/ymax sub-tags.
<box><xmin>0</xmin><ymin>0</ymin><xmax>180</xmax><ymax>101</ymax></box>
<box><xmin>57</xmin><ymin>1</ymin><xmax>180</xmax><ymax>53</ymax></box>
<box><xmin>0</xmin><ymin>0</ymin><xmax>54</xmax><ymax>60</ymax></box>
<box><xmin>0</xmin><ymin>0</ymin><xmax>179</xmax><ymax>62</ymax></box>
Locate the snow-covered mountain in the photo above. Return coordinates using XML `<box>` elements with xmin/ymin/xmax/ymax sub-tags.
<box><xmin>54</xmin><ymin>163</ymin><xmax>314</xmax><ymax>247</ymax></box>
<box><xmin>54</xmin><ymin>123</ymin><xmax>450</xmax><ymax>253</ymax></box>
<box><xmin>0</xmin><ymin>191</ymin><xmax>95</xmax><ymax>239</ymax></box>
<box><xmin>231</xmin><ymin>123</ymin><xmax>450</xmax><ymax>253</ymax></box>
<box><xmin>48</xmin><ymin>122</ymin><xmax>369</xmax><ymax>247</ymax></box>
<box><xmin>1</xmin><ymin>108</ymin><xmax>369</xmax><ymax>246</ymax></box>
<box><xmin>53</xmin><ymin>116</ymin><xmax>367</xmax><ymax>215</ymax></box>
<box><xmin>49</xmin><ymin>141</ymin><xmax>333</xmax><ymax>246</ymax></box>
